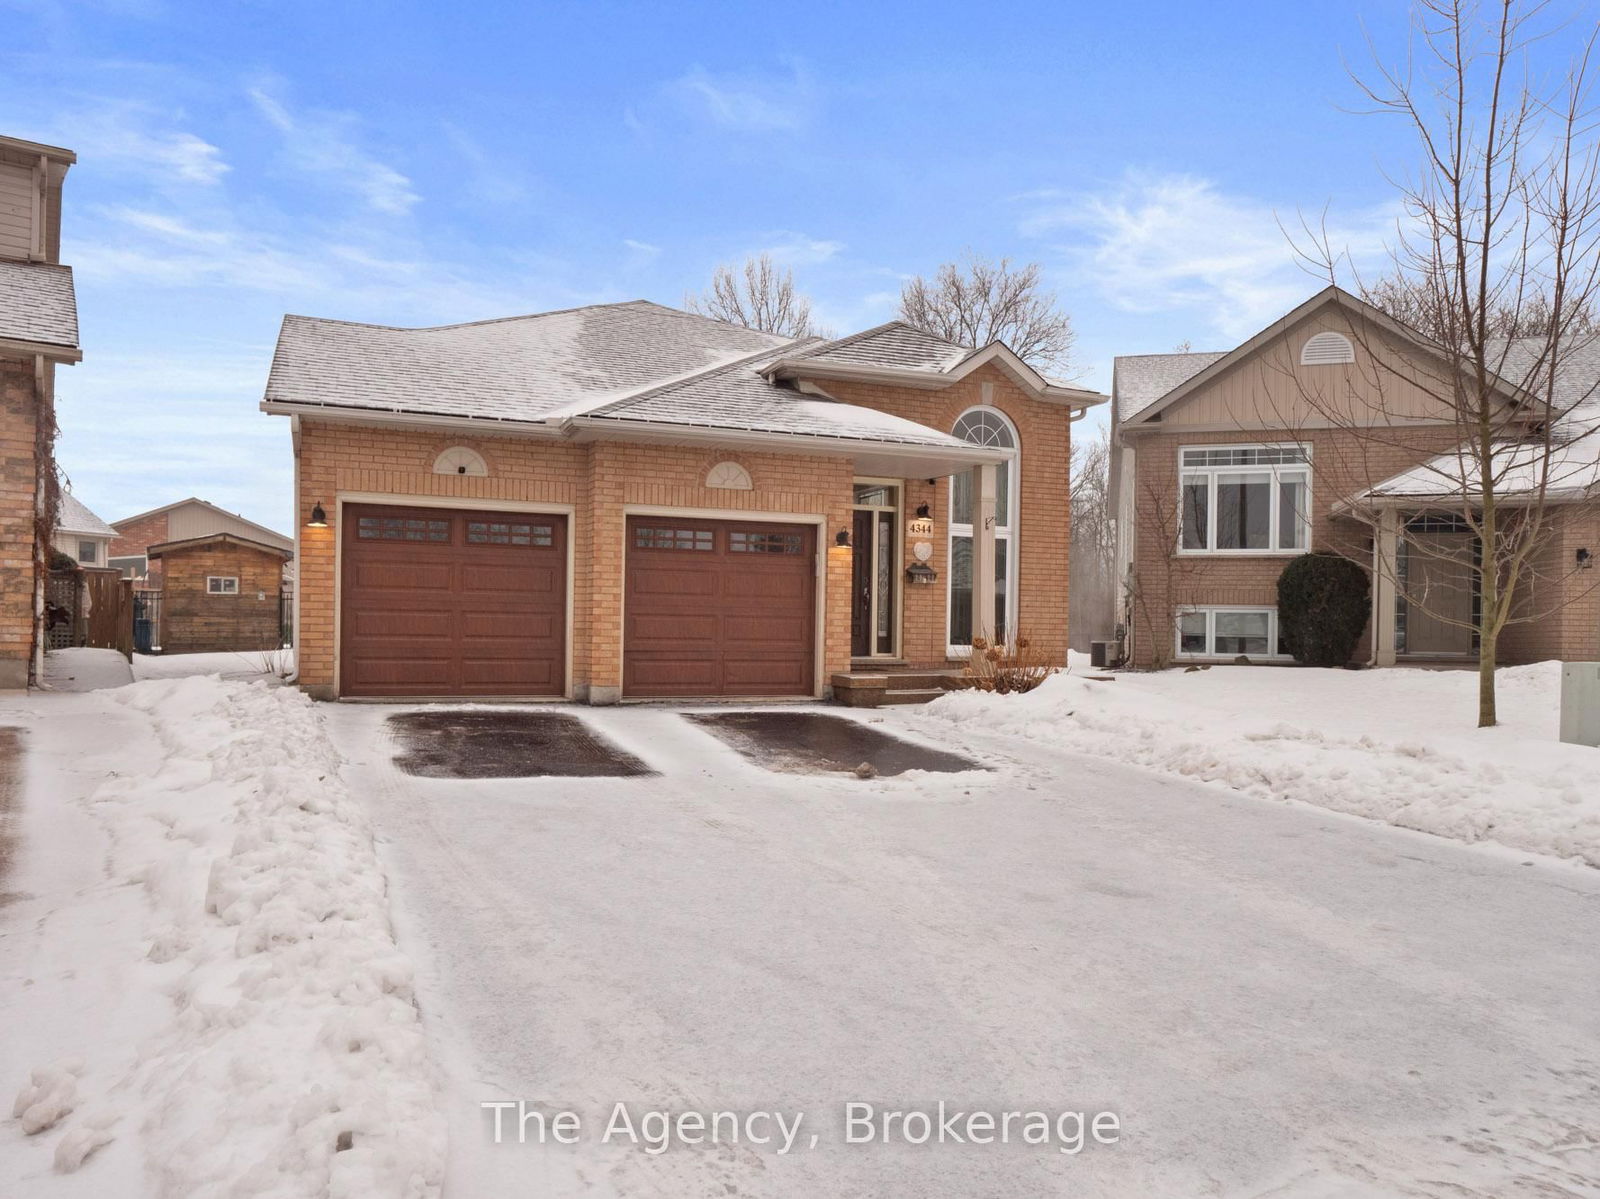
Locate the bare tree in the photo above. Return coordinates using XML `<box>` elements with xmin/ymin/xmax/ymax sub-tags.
<box><xmin>685</xmin><ymin>253</ymin><xmax>822</xmax><ymax>337</ymax></box>
<box><xmin>1070</xmin><ymin>428</ymin><xmax>1117</xmax><ymax>650</ymax></box>
<box><xmin>1299</xmin><ymin>0</ymin><xmax>1600</xmax><ymax>726</ymax></box>
<box><xmin>897</xmin><ymin>254</ymin><xmax>1076</xmax><ymax>373</ymax></box>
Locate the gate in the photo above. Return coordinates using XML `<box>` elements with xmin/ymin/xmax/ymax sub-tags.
<box><xmin>134</xmin><ymin>589</ymin><xmax>163</xmax><ymax>653</ymax></box>
<box><xmin>45</xmin><ymin>568</ymin><xmax>135</xmax><ymax>658</ymax></box>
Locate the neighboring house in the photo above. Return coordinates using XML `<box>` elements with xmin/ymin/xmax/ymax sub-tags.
<box><xmin>109</xmin><ymin>497</ymin><xmax>294</xmax><ymax>583</ymax></box>
<box><xmin>261</xmin><ymin>300</ymin><xmax>1104</xmax><ymax>701</ymax></box>
<box><xmin>147</xmin><ymin>533</ymin><xmax>291</xmax><ymax>654</ymax></box>
<box><xmin>52</xmin><ymin>491</ymin><xmax>115</xmax><ymax>567</ymax></box>
<box><xmin>1111</xmin><ymin>285</ymin><xmax>1600</xmax><ymax>669</ymax></box>
<box><xmin>111</xmin><ymin>496</ymin><xmax>296</xmax><ymax>585</ymax></box>
<box><xmin>0</xmin><ymin>133</ymin><xmax>79</xmax><ymax>689</ymax></box>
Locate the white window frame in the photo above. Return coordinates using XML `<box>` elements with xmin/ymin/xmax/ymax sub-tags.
<box><xmin>207</xmin><ymin>575</ymin><xmax>240</xmax><ymax>595</ymax></box>
<box><xmin>1174</xmin><ymin>605</ymin><xmax>1292</xmax><ymax>661</ymax></box>
<box><xmin>946</xmin><ymin>405</ymin><xmax>1020</xmax><ymax>656</ymax></box>
<box><xmin>1177</xmin><ymin>443</ymin><xmax>1312</xmax><ymax>557</ymax></box>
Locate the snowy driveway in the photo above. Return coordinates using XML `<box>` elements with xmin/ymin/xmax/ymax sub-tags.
<box><xmin>327</xmin><ymin>703</ymin><xmax>1600</xmax><ymax>1198</ymax></box>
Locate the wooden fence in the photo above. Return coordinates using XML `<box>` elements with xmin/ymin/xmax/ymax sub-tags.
<box><xmin>45</xmin><ymin>567</ymin><xmax>135</xmax><ymax>658</ymax></box>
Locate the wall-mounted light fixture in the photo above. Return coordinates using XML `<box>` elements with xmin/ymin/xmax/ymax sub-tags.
<box><xmin>835</xmin><ymin>528</ymin><xmax>852</xmax><ymax>548</ymax></box>
<box><xmin>307</xmin><ymin>502</ymin><xmax>328</xmax><ymax>529</ymax></box>
<box><xmin>1579</xmin><ymin>547</ymin><xmax>1593</xmax><ymax>569</ymax></box>
<box><xmin>915</xmin><ymin>502</ymin><xmax>931</xmax><ymax>518</ymax></box>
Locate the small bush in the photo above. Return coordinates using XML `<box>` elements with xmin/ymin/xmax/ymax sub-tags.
<box><xmin>1276</xmin><ymin>551</ymin><xmax>1370</xmax><ymax>667</ymax></box>
<box><xmin>961</xmin><ymin>633</ymin><xmax>1058</xmax><ymax>694</ymax></box>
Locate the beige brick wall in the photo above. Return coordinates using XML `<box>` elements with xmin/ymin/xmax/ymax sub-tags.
<box><xmin>1126</xmin><ymin>424</ymin><xmax>1461</xmax><ymax>667</ymax></box>
<box><xmin>1499</xmin><ymin>506</ymin><xmax>1600</xmax><ymax>664</ymax></box>
<box><xmin>160</xmin><ymin>543</ymin><xmax>286</xmax><ymax>654</ymax></box>
<box><xmin>822</xmin><ymin>362</ymin><xmax>1075</xmax><ymax>666</ymax></box>
<box><xmin>0</xmin><ymin>358</ymin><xmax>38</xmax><ymax>688</ymax></box>
<box><xmin>295</xmin><ymin>422</ymin><xmax>854</xmax><ymax>697</ymax></box>
<box><xmin>293</xmin><ymin>363</ymin><xmax>1075</xmax><ymax>698</ymax></box>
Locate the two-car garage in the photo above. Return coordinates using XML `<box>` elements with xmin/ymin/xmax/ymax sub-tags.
<box><xmin>338</xmin><ymin>504</ymin><xmax>817</xmax><ymax>700</ymax></box>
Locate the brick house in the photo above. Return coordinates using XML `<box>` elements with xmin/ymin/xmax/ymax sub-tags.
<box><xmin>1111</xmin><ymin>286</ymin><xmax>1600</xmax><ymax>669</ymax></box>
<box><xmin>109</xmin><ymin>497</ymin><xmax>294</xmax><ymax>583</ymax></box>
<box><xmin>147</xmin><ymin>533</ymin><xmax>291</xmax><ymax>654</ymax></box>
<box><xmin>260</xmin><ymin>301</ymin><xmax>1103</xmax><ymax>701</ymax></box>
<box><xmin>0</xmin><ymin>133</ymin><xmax>79</xmax><ymax>689</ymax></box>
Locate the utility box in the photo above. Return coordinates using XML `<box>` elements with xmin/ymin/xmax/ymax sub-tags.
<box><xmin>1090</xmin><ymin>640</ymin><xmax>1113</xmax><ymax>669</ymax></box>
<box><xmin>1559</xmin><ymin>662</ymin><xmax>1600</xmax><ymax>746</ymax></box>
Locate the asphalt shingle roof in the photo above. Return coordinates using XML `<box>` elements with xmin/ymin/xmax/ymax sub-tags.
<box><xmin>0</xmin><ymin>260</ymin><xmax>78</xmax><ymax>349</ymax></box>
<box><xmin>264</xmin><ymin>301</ymin><xmax>797</xmax><ymax>424</ymax></box>
<box><xmin>57</xmin><ymin>491</ymin><xmax>115</xmax><ymax>537</ymax></box>
<box><xmin>1111</xmin><ymin>351</ymin><xmax>1228</xmax><ymax>423</ymax></box>
<box><xmin>792</xmin><ymin>321</ymin><xmax>973</xmax><ymax>373</ymax></box>
<box><xmin>587</xmin><ymin>351</ymin><xmax>987</xmax><ymax>448</ymax></box>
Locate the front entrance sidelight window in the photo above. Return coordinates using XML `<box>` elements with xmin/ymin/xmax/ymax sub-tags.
<box><xmin>948</xmin><ymin>407</ymin><xmax>1018</xmax><ymax>651</ymax></box>
<box><xmin>851</xmin><ymin>481</ymin><xmax>900</xmax><ymax>657</ymax></box>
<box><xmin>1179</xmin><ymin>445</ymin><xmax>1310</xmax><ymax>554</ymax></box>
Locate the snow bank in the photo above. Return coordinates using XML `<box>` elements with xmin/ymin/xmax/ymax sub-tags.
<box><xmin>13</xmin><ymin>675</ymin><xmax>443</xmax><ymax>1196</ymax></box>
<box><xmin>919</xmin><ymin>659</ymin><xmax>1600</xmax><ymax>867</ymax></box>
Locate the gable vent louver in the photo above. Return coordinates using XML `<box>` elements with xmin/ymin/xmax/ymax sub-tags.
<box><xmin>1300</xmin><ymin>331</ymin><xmax>1356</xmax><ymax>365</ymax></box>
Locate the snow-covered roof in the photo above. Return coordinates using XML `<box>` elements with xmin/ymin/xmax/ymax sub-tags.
<box><xmin>263</xmin><ymin>300</ymin><xmax>1101</xmax><ymax>453</ymax></box>
<box><xmin>1489</xmin><ymin>334</ymin><xmax>1600</xmax><ymax>424</ymax></box>
<box><xmin>0</xmin><ymin>260</ymin><xmax>78</xmax><ymax>353</ymax></box>
<box><xmin>790</xmin><ymin>321</ymin><xmax>973</xmax><ymax>373</ymax></box>
<box><xmin>264</xmin><ymin>301</ymin><xmax>794</xmax><ymax>424</ymax></box>
<box><xmin>1359</xmin><ymin>432</ymin><xmax>1600</xmax><ymax>503</ymax></box>
<box><xmin>1111</xmin><ymin>351</ymin><xmax>1228</xmax><ymax>424</ymax></box>
<box><xmin>582</xmin><ymin>349</ymin><xmax>992</xmax><ymax>449</ymax></box>
<box><xmin>57</xmin><ymin>491</ymin><xmax>115</xmax><ymax>537</ymax></box>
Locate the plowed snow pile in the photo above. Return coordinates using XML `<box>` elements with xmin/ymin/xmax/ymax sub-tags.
<box><xmin>4</xmin><ymin>673</ymin><xmax>444</xmax><ymax>1198</ymax></box>
<box><xmin>921</xmin><ymin>659</ymin><xmax>1600</xmax><ymax>866</ymax></box>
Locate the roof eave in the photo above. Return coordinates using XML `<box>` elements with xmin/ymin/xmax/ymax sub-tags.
<box><xmin>0</xmin><ymin>336</ymin><xmax>81</xmax><ymax>364</ymax></box>
<box><xmin>767</xmin><ymin>352</ymin><xmax>1105</xmax><ymax>408</ymax></box>
<box><xmin>260</xmin><ymin>399</ymin><xmax>569</xmax><ymax>437</ymax></box>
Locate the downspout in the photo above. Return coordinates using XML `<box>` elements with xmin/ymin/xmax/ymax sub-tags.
<box><xmin>286</xmin><ymin>414</ymin><xmax>301</xmax><ymax>684</ymax></box>
<box><xmin>31</xmin><ymin>353</ymin><xmax>48</xmax><ymax>685</ymax></box>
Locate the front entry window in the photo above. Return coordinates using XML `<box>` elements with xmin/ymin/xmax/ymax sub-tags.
<box><xmin>948</xmin><ymin>408</ymin><xmax>1018</xmax><ymax>650</ymax></box>
<box><xmin>851</xmin><ymin>482</ymin><xmax>899</xmax><ymax>658</ymax></box>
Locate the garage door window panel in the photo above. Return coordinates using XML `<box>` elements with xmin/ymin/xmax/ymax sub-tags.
<box><xmin>635</xmin><ymin>526</ymin><xmax>714</xmax><ymax>551</ymax></box>
<box><xmin>358</xmin><ymin>516</ymin><xmax>450</xmax><ymax>542</ymax></box>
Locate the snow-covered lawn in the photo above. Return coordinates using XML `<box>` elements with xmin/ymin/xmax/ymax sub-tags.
<box><xmin>918</xmin><ymin>656</ymin><xmax>1600</xmax><ymax>867</ymax></box>
<box><xmin>0</xmin><ymin>653</ymin><xmax>441</xmax><ymax>1197</ymax></box>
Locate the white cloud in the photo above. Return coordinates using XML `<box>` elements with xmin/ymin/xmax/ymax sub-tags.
<box><xmin>622</xmin><ymin>238</ymin><xmax>661</xmax><ymax>265</ymax></box>
<box><xmin>248</xmin><ymin>87</ymin><xmax>419</xmax><ymax>215</ymax></box>
<box><xmin>666</xmin><ymin>60</ymin><xmax>817</xmax><ymax>132</ymax></box>
<box><xmin>756</xmin><ymin>232</ymin><xmax>844</xmax><ymax>265</ymax></box>
<box><xmin>24</xmin><ymin>99</ymin><xmax>228</xmax><ymax>185</ymax></box>
<box><xmin>1025</xmin><ymin>173</ymin><xmax>1397</xmax><ymax>342</ymax></box>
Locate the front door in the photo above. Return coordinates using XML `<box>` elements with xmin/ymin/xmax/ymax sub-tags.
<box><xmin>850</xmin><ymin>482</ymin><xmax>900</xmax><ymax>658</ymax></box>
<box><xmin>1401</xmin><ymin>526</ymin><xmax>1477</xmax><ymax>656</ymax></box>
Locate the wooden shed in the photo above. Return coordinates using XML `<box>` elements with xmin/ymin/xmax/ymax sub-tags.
<box><xmin>147</xmin><ymin>533</ymin><xmax>291</xmax><ymax>654</ymax></box>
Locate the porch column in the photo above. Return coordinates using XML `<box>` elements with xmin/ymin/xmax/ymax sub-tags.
<box><xmin>1372</xmin><ymin>507</ymin><xmax>1398</xmax><ymax>666</ymax></box>
<box><xmin>973</xmin><ymin>462</ymin><xmax>998</xmax><ymax>645</ymax></box>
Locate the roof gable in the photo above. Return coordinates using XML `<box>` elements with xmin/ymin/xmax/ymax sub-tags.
<box><xmin>57</xmin><ymin>492</ymin><xmax>116</xmax><ymax>537</ymax></box>
<box><xmin>1118</xmin><ymin>286</ymin><xmax>1540</xmax><ymax>429</ymax></box>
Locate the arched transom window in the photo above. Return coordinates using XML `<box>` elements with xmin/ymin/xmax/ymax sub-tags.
<box><xmin>948</xmin><ymin>407</ymin><xmax>1019</xmax><ymax>650</ymax></box>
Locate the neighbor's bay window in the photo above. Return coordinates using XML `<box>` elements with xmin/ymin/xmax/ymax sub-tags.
<box><xmin>1179</xmin><ymin>445</ymin><xmax>1310</xmax><ymax>553</ymax></box>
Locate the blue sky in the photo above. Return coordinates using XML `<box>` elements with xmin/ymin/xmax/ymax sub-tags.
<box><xmin>4</xmin><ymin>0</ymin><xmax>1438</xmax><ymax>532</ymax></box>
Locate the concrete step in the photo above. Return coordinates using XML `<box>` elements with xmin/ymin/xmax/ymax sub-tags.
<box><xmin>877</xmin><ymin>688</ymin><xmax>945</xmax><ymax>706</ymax></box>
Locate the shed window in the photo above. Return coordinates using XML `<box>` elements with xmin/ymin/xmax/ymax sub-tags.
<box><xmin>207</xmin><ymin>576</ymin><xmax>240</xmax><ymax>595</ymax></box>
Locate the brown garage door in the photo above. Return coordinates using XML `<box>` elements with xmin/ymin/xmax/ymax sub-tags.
<box><xmin>624</xmin><ymin>516</ymin><xmax>816</xmax><ymax>698</ymax></box>
<box><xmin>341</xmin><ymin>505</ymin><xmax>566</xmax><ymax>697</ymax></box>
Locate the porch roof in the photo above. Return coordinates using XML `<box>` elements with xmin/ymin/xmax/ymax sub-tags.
<box><xmin>0</xmin><ymin>261</ymin><xmax>79</xmax><ymax>360</ymax></box>
<box><xmin>1349</xmin><ymin>430</ymin><xmax>1600</xmax><ymax>508</ymax></box>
